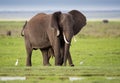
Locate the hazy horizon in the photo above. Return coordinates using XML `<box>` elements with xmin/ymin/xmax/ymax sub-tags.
<box><xmin>0</xmin><ymin>10</ymin><xmax>120</xmax><ymax>21</ymax></box>
<box><xmin>0</xmin><ymin>0</ymin><xmax>120</xmax><ymax>20</ymax></box>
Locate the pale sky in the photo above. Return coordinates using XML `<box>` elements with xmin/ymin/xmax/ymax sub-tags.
<box><xmin>0</xmin><ymin>0</ymin><xmax>120</xmax><ymax>11</ymax></box>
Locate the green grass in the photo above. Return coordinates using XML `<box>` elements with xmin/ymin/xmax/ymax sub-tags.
<box><xmin>0</xmin><ymin>37</ymin><xmax>120</xmax><ymax>67</ymax></box>
<box><xmin>0</xmin><ymin>21</ymin><xmax>120</xmax><ymax>83</ymax></box>
<box><xmin>0</xmin><ymin>66</ymin><xmax>120</xmax><ymax>83</ymax></box>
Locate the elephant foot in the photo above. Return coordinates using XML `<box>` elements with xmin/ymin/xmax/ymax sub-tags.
<box><xmin>26</xmin><ymin>63</ymin><xmax>32</xmax><ymax>67</ymax></box>
<box><xmin>26</xmin><ymin>64</ymin><xmax>32</xmax><ymax>66</ymax></box>
<box><xmin>44</xmin><ymin>63</ymin><xmax>51</xmax><ymax>66</ymax></box>
<box><xmin>70</xmin><ymin>64</ymin><xmax>74</xmax><ymax>67</ymax></box>
<box><xmin>55</xmin><ymin>64</ymin><xmax>62</xmax><ymax>66</ymax></box>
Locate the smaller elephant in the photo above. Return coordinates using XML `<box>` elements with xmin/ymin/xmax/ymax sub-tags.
<box><xmin>21</xmin><ymin>10</ymin><xmax>86</xmax><ymax>66</ymax></box>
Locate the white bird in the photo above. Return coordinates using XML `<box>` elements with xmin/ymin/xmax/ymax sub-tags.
<box><xmin>80</xmin><ymin>61</ymin><xmax>84</xmax><ymax>65</ymax></box>
<box><xmin>15</xmin><ymin>59</ymin><xmax>18</xmax><ymax>66</ymax></box>
<box><xmin>73</xmin><ymin>36</ymin><xmax>77</xmax><ymax>42</ymax></box>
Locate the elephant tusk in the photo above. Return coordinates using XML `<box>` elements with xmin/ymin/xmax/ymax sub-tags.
<box><xmin>57</xmin><ymin>29</ymin><xmax>60</xmax><ymax>36</ymax></box>
<box><xmin>63</xmin><ymin>33</ymin><xmax>70</xmax><ymax>44</ymax></box>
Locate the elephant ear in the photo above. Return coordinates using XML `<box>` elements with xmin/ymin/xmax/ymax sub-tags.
<box><xmin>69</xmin><ymin>10</ymin><xmax>86</xmax><ymax>35</ymax></box>
<box><xmin>51</xmin><ymin>11</ymin><xmax>61</xmax><ymax>36</ymax></box>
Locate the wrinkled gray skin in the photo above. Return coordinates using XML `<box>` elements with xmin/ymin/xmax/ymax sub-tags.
<box><xmin>21</xmin><ymin>10</ymin><xmax>86</xmax><ymax>66</ymax></box>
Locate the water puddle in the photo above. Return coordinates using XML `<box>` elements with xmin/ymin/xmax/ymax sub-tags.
<box><xmin>0</xmin><ymin>76</ymin><xmax>26</xmax><ymax>81</ymax></box>
<box><xmin>106</xmin><ymin>77</ymin><xmax>117</xmax><ymax>80</ymax></box>
<box><xmin>69</xmin><ymin>77</ymin><xmax>84</xmax><ymax>81</ymax></box>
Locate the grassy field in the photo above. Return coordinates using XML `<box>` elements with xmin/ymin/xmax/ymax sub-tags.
<box><xmin>0</xmin><ymin>21</ymin><xmax>120</xmax><ymax>83</ymax></box>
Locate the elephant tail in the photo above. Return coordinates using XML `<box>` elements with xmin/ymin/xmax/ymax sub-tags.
<box><xmin>21</xmin><ymin>21</ymin><xmax>27</xmax><ymax>36</ymax></box>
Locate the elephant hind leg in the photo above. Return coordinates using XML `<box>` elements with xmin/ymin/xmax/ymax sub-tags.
<box><xmin>25</xmin><ymin>40</ymin><xmax>33</xmax><ymax>66</ymax></box>
<box><xmin>40</xmin><ymin>48</ymin><xmax>51</xmax><ymax>66</ymax></box>
<box><xmin>26</xmin><ymin>48</ymin><xmax>32</xmax><ymax>66</ymax></box>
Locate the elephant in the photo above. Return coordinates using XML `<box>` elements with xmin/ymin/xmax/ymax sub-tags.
<box><xmin>21</xmin><ymin>10</ymin><xmax>86</xmax><ymax>66</ymax></box>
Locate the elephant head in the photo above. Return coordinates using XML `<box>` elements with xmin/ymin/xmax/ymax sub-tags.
<box><xmin>50</xmin><ymin>10</ymin><xmax>86</xmax><ymax>66</ymax></box>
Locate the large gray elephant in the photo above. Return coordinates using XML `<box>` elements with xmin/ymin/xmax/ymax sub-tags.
<box><xmin>21</xmin><ymin>10</ymin><xmax>86</xmax><ymax>66</ymax></box>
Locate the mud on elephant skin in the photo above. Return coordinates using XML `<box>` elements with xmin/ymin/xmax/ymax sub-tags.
<box><xmin>21</xmin><ymin>10</ymin><xmax>86</xmax><ymax>66</ymax></box>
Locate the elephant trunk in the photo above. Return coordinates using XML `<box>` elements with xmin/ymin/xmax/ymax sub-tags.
<box><xmin>63</xmin><ymin>32</ymin><xmax>73</xmax><ymax>66</ymax></box>
<box><xmin>64</xmin><ymin>43</ymin><xmax>70</xmax><ymax>66</ymax></box>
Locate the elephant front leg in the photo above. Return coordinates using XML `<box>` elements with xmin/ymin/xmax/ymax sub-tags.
<box><xmin>53</xmin><ymin>38</ymin><xmax>61</xmax><ymax>66</ymax></box>
<box><xmin>54</xmin><ymin>48</ymin><xmax>61</xmax><ymax>66</ymax></box>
